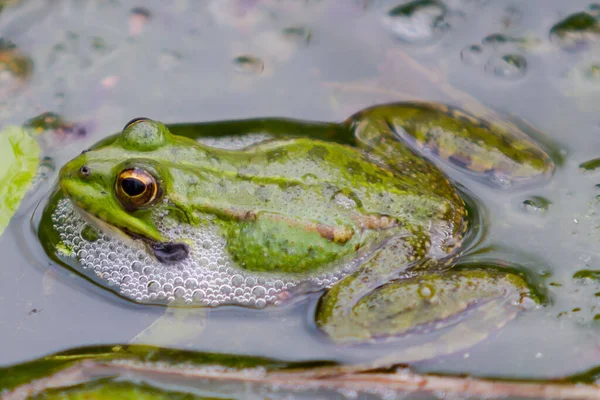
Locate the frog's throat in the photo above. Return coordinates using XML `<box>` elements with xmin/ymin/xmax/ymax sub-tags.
<box><xmin>71</xmin><ymin>205</ymin><xmax>189</xmax><ymax>264</ymax></box>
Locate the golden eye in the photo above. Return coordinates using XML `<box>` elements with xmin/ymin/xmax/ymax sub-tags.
<box><xmin>116</xmin><ymin>168</ymin><xmax>160</xmax><ymax>209</ymax></box>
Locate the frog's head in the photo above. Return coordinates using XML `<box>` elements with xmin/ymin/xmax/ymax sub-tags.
<box><xmin>58</xmin><ymin>118</ymin><xmax>189</xmax><ymax>264</ymax></box>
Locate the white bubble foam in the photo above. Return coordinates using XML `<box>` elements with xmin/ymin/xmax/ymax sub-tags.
<box><xmin>52</xmin><ymin>198</ymin><xmax>355</xmax><ymax>308</ymax></box>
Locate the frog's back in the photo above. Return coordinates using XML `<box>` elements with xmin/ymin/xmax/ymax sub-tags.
<box><xmin>211</xmin><ymin>137</ymin><xmax>465</xmax><ymax>235</ymax></box>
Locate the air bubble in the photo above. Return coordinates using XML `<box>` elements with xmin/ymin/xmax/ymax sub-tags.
<box><xmin>256</xmin><ymin>298</ymin><xmax>267</xmax><ymax>308</ymax></box>
<box><xmin>252</xmin><ymin>286</ymin><xmax>266</xmax><ymax>298</ymax></box>
<box><xmin>282</xmin><ymin>26</ymin><xmax>312</xmax><ymax>45</ymax></box>
<box><xmin>418</xmin><ymin>284</ymin><xmax>434</xmax><ymax>299</ymax></box>
<box><xmin>174</xmin><ymin>286</ymin><xmax>185</xmax><ymax>298</ymax></box>
<box><xmin>460</xmin><ymin>44</ymin><xmax>486</xmax><ymax>65</ymax></box>
<box><xmin>185</xmin><ymin>278</ymin><xmax>198</xmax><ymax>289</ymax></box>
<box><xmin>232</xmin><ymin>274</ymin><xmax>244</xmax><ymax>286</ymax></box>
<box><xmin>383</xmin><ymin>0</ymin><xmax>449</xmax><ymax>44</ymax></box>
<box><xmin>233</xmin><ymin>55</ymin><xmax>264</xmax><ymax>75</ymax></box>
<box><xmin>521</xmin><ymin>196</ymin><xmax>552</xmax><ymax>215</ymax></box>
<box><xmin>148</xmin><ymin>281</ymin><xmax>160</xmax><ymax>293</ymax></box>
<box><xmin>485</xmin><ymin>54</ymin><xmax>527</xmax><ymax>79</ymax></box>
<box><xmin>550</xmin><ymin>11</ymin><xmax>600</xmax><ymax>51</ymax></box>
<box><xmin>51</xmin><ymin>196</ymin><xmax>353</xmax><ymax>308</ymax></box>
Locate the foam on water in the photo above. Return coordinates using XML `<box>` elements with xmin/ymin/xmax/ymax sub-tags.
<box><xmin>52</xmin><ymin>198</ymin><xmax>357</xmax><ymax>308</ymax></box>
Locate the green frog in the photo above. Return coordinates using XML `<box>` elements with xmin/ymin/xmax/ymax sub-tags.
<box><xmin>50</xmin><ymin>102</ymin><xmax>552</xmax><ymax>345</ymax></box>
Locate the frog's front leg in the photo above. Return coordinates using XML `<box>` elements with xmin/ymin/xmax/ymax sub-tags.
<box><xmin>315</xmin><ymin>233</ymin><xmax>538</xmax><ymax>346</ymax></box>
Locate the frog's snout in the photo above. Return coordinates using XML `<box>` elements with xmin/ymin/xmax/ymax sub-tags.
<box><xmin>151</xmin><ymin>241</ymin><xmax>189</xmax><ymax>264</ymax></box>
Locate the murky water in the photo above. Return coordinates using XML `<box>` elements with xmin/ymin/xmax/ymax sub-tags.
<box><xmin>3</xmin><ymin>0</ymin><xmax>600</xmax><ymax>388</ymax></box>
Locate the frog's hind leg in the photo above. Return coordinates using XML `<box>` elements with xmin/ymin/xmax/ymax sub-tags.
<box><xmin>344</xmin><ymin>103</ymin><xmax>554</xmax><ymax>189</ymax></box>
<box><xmin>315</xmin><ymin>235</ymin><xmax>539</xmax><ymax>347</ymax></box>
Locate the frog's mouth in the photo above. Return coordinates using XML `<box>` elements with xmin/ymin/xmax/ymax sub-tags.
<box><xmin>72</xmin><ymin>204</ymin><xmax>189</xmax><ymax>264</ymax></box>
<box><xmin>124</xmin><ymin>229</ymin><xmax>189</xmax><ymax>264</ymax></box>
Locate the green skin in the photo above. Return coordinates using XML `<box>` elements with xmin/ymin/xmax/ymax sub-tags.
<box><xmin>58</xmin><ymin>102</ymin><xmax>552</xmax><ymax>344</ymax></box>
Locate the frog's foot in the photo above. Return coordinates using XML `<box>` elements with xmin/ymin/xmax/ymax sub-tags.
<box><xmin>346</xmin><ymin>103</ymin><xmax>555</xmax><ymax>189</ymax></box>
<box><xmin>316</xmin><ymin>253</ymin><xmax>539</xmax><ymax>347</ymax></box>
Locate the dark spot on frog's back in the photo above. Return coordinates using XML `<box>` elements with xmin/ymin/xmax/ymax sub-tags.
<box><xmin>308</xmin><ymin>145</ymin><xmax>329</xmax><ymax>161</ymax></box>
<box><xmin>346</xmin><ymin>161</ymin><xmax>363</xmax><ymax>175</ymax></box>
<box><xmin>366</xmin><ymin>173</ymin><xmax>382</xmax><ymax>184</ymax></box>
<box><xmin>266</xmin><ymin>148</ymin><xmax>288</xmax><ymax>162</ymax></box>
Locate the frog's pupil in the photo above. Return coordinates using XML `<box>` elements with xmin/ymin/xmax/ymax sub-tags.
<box><xmin>79</xmin><ymin>166</ymin><xmax>90</xmax><ymax>177</ymax></box>
<box><xmin>122</xmin><ymin>177</ymin><xmax>146</xmax><ymax>197</ymax></box>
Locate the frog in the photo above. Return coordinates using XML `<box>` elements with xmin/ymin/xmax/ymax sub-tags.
<box><xmin>51</xmin><ymin>101</ymin><xmax>553</xmax><ymax>347</ymax></box>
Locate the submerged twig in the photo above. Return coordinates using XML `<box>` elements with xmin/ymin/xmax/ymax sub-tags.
<box><xmin>3</xmin><ymin>359</ymin><xmax>600</xmax><ymax>400</ymax></box>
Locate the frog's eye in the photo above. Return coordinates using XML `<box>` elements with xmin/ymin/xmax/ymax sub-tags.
<box><xmin>116</xmin><ymin>168</ymin><xmax>160</xmax><ymax>210</ymax></box>
<box><xmin>120</xmin><ymin>117</ymin><xmax>168</xmax><ymax>151</ymax></box>
<box><xmin>123</xmin><ymin>117</ymin><xmax>151</xmax><ymax>131</ymax></box>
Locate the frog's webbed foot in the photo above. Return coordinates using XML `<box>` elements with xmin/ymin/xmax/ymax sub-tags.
<box><xmin>345</xmin><ymin>103</ymin><xmax>555</xmax><ymax>189</ymax></box>
<box><xmin>315</xmin><ymin>236</ymin><xmax>539</xmax><ymax>348</ymax></box>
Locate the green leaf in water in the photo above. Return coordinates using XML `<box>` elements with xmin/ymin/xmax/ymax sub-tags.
<box><xmin>0</xmin><ymin>125</ymin><xmax>40</xmax><ymax>237</ymax></box>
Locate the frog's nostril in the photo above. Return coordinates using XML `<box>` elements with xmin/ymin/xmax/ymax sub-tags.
<box><xmin>79</xmin><ymin>165</ymin><xmax>91</xmax><ymax>178</ymax></box>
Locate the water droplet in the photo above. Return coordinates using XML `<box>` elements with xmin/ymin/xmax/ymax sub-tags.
<box><xmin>550</xmin><ymin>11</ymin><xmax>600</xmax><ymax>51</ymax></box>
<box><xmin>418</xmin><ymin>284</ymin><xmax>434</xmax><ymax>299</ymax></box>
<box><xmin>282</xmin><ymin>26</ymin><xmax>312</xmax><ymax>45</ymax></box>
<box><xmin>460</xmin><ymin>44</ymin><xmax>486</xmax><ymax>65</ymax></box>
<box><xmin>584</xmin><ymin>64</ymin><xmax>600</xmax><ymax>81</ymax></box>
<box><xmin>521</xmin><ymin>196</ymin><xmax>552</xmax><ymax>215</ymax></box>
<box><xmin>489</xmin><ymin>170</ymin><xmax>513</xmax><ymax>188</ymax></box>
<box><xmin>485</xmin><ymin>54</ymin><xmax>527</xmax><ymax>79</ymax></box>
<box><xmin>383</xmin><ymin>0</ymin><xmax>449</xmax><ymax>44</ymax></box>
<box><xmin>233</xmin><ymin>55</ymin><xmax>264</xmax><ymax>75</ymax></box>
<box><xmin>500</xmin><ymin>5</ymin><xmax>522</xmax><ymax>29</ymax></box>
<box><xmin>482</xmin><ymin>33</ymin><xmax>513</xmax><ymax>48</ymax></box>
<box><xmin>90</xmin><ymin>36</ymin><xmax>113</xmax><ymax>56</ymax></box>
<box><xmin>158</xmin><ymin>49</ymin><xmax>182</xmax><ymax>71</ymax></box>
<box><xmin>129</xmin><ymin>7</ymin><xmax>152</xmax><ymax>37</ymax></box>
